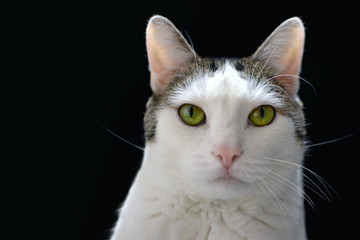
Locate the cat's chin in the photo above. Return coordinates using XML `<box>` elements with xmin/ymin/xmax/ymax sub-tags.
<box><xmin>188</xmin><ymin>173</ymin><xmax>253</xmax><ymax>200</ymax></box>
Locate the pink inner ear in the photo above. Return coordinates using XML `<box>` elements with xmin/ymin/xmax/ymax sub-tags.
<box><xmin>146</xmin><ymin>16</ymin><xmax>194</xmax><ymax>94</ymax></box>
<box><xmin>276</xmin><ymin>39</ymin><xmax>303</xmax><ymax>97</ymax></box>
<box><xmin>147</xmin><ymin>33</ymin><xmax>185</xmax><ymax>74</ymax></box>
<box><xmin>253</xmin><ymin>17</ymin><xmax>305</xmax><ymax>97</ymax></box>
<box><xmin>147</xmin><ymin>38</ymin><xmax>192</xmax><ymax>92</ymax></box>
<box><xmin>150</xmin><ymin>70</ymin><xmax>175</xmax><ymax>93</ymax></box>
<box><xmin>276</xmin><ymin>75</ymin><xmax>300</xmax><ymax>97</ymax></box>
<box><xmin>147</xmin><ymin>40</ymin><xmax>190</xmax><ymax>92</ymax></box>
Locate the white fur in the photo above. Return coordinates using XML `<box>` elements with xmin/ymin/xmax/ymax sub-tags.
<box><xmin>111</xmin><ymin>63</ymin><xmax>306</xmax><ymax>240</ymax></box>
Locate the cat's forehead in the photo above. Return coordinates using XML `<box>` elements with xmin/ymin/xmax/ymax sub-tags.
<box><xmin>167</xmin><ymin>60</ymin><xmax>283</xmax><ymax>109</ymax></box>
<box><xmin>145</xmin><ymin>59</ymin><xmax>306</xmax><ymax>141</ymax></box>
<box><xmin>206</xmin><ymin>62</ymin><xmax>249</xmax><ymax>98</ymax></box>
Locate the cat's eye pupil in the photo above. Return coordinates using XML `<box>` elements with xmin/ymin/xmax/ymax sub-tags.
<box><xmin>179</xmin><ymin>104</ymin><xmax>206</xmax><ymax>126</ymax></box>
<box><xmin>249</xmin><ymin>105</ymin><xmax>275</xmax><ymax>127</ymax></box>
<box><xmin>189</xmin><ymin>106</ymin><xmax>194</xmax><ymax>117</ymax></box>
<box><xmin>259</xmin><ymin>107</ymin><xmax>265</xmax><ymax>118</ymax></box>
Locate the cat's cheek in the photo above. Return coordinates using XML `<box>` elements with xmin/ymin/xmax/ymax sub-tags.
<box><xmin>242</xmin><ymin>115</ymin><xmax>303</xmax><ymax>167</ymax></box>
<box><xmin>155</xmin><ymin>108</ymin><xmax>208</xmax><ymax>154</ymax></box>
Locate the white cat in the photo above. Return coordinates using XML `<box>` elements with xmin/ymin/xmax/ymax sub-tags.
<box><xmin>111</xmin><ymin>15</ymin><xmax>307</xmax><ymax>240</ymax></box>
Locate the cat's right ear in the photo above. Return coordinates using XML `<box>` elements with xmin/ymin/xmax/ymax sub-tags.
<box><xmin>146</xmin><ymin>15</ymin><xmax>196</xmax><ymax>94</ymax></box>
<box><xmin>251</xmin><ymin>17</ymin><xmax>305</xmax><ymax>100</ymax></box>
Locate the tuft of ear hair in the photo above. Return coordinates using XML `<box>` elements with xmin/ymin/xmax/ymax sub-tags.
<box><xmin>146</xmin><ymin>15</ymin><xmax>197</xmax><ymax>94</ymax></box>
<box><xmin>252</xmin><ymin>17</ymin><xmax>305</xmax><ymax>99</ymax></box>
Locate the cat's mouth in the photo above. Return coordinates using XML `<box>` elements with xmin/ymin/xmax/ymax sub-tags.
<box><xmin>214</xmin><ymin>172</ymin><xmax>247</xmax><ymax>185</ymax></box>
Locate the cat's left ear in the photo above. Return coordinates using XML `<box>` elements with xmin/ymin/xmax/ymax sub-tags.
<box><xmin>146</xmin><ymin>15</ymin><xmax>196</xmax><ymax>94</ymax></box>
<box><xmin>252</xmin><ymin>17</ymin><xmax>305</xmax><ymax>100</ymax></box>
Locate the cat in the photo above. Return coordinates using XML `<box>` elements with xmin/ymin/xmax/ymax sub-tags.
<box><xmin>110</xmin><ymin>15</ymin><xmax>308</xmax><ymax>240</ymax></box>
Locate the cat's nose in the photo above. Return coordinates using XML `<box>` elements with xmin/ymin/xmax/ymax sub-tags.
<box><xmin>211</xmin><ymin>145</ymin><xmax>242</xmax><ymax>170</ymax></box>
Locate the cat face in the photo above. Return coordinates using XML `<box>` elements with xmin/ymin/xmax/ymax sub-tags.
<box><xmin>143</xmin><ymin>16</ymin><xmax>306</xmax><ymax>200</ymax></box>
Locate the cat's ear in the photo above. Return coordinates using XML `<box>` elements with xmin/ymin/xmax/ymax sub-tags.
<box><xmin>146</xmin><ymin>15</ymin><xmax>196</xmax><ymax>93</ymax></box>
<box><xmin>252</xmin><ymin>17</ymin><xmax>305</xmax><ymax>99</ymax></box>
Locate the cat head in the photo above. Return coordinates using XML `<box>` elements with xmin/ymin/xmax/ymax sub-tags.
<box><xmin>143</xmin><ymin>15</ymin><xmax>306</xmax><ymax>200</ymax></box>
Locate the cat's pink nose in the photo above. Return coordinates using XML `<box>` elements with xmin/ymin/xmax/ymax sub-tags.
<box><xmin>212</xmin><ymin>145</ymin><xmax>242</xmax><ymax>170</ymax></box>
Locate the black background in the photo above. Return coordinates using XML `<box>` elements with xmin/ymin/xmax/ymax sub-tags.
<box><xmin>12</xmin><ymin>2</ymin><xmax>360</xmax><ymax>240</ymax></box>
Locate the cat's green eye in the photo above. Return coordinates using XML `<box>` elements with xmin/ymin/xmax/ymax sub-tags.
<box><xmin>179</xmin><ymin>104</ymin><xmax>206</xmax><ymax>126</ymax></box>
<box><xmin>249</xmin><ymin>105</ymin><xmax>275</xmax><ymax>127</ymax></box>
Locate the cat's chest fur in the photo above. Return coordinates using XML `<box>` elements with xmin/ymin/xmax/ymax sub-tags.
<box><xmin>112</xmin><ymin>165</ymin><xmax>305</xmax><ymax>240</ymax></box>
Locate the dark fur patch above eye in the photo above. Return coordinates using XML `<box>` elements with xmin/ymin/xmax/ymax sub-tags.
<box><xmin>235</xmin><ymin>62</ymin><xmax>244</xmax><ymax>71</ymax></box>
<box><xmin>209</xmin><ymin>61</ymin><xmax>218</xmax><ymax>72</ymax></box>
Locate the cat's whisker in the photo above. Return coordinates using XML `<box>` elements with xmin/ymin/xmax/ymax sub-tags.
<box><xmin>263</xmin><ymin>167</ymin><xmax>316</xmax><ymax>209</ymax></box>
<box><xmin>268</xmin><ymin>83</ymin><xmax>297</xmax><ymax>106</ymax></box>
<box><xmin>302</xmin><ymin>174</ymin><xmax>331</xmax><ymax>202</ymax></box>
<box><xmin>268</xmin><ymin>164</ymin><xmax>331</xmax><ymax>202</ymax></box>
<box><xmin>256</xmin><ymin>43</ymin><xmax>280</xmax><ymax>80</ymax></box>
<box><xmin>265</xmin><ymin>157</ymin><xmax>333</xmax><ymax>198</ymax></box>
<box><xmin>256</xmin><ymin>177</ymin><xmax>290</xmax><ymax>231</ymax></box>
<box><xmin>183</xmin><ymin>30</ymin><xmax>199</xmax><ymax>70</ymax></box>
<box><xmin>307</xmin><ymin>132</ymin><xmax>356</xmax><ymax>148</ymax></box>
<box><xmin>259</xmin><ymin>174</ymin><xmax>305</xmax><ymax>233</ymax></box>
<box><xmin>102</xmin><ymin>125</ymin><xmax>145</xmax><ymax>151</ymax></box>
<box><xmin>263</xmin><ymin>156</ymin><xmax>339</xmax><ymax>201</ymax></box>
<box><xmin>265</xmin><ymin>74</ymin><xmax>317</xmax><ymax>98</ymax></box>
<box><xmin>260</xmin><ymin>176</ymin><xmax>302</xmax><ymax>232</ymax></box>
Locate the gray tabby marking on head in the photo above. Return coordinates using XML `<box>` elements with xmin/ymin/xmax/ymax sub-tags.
<box><xmin>144</xmin><ymin>15</ymin><xmax>306</xmax><ymax>141</ymax></box>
